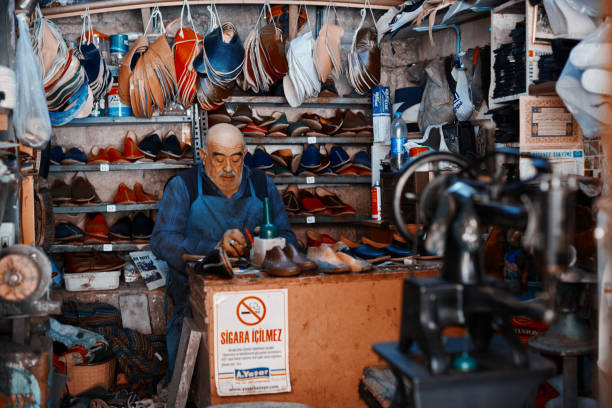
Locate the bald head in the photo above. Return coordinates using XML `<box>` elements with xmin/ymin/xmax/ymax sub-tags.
<box><xmin>201</xmin><ymin>123</ymin><xmax>247</xmax><ymax>198</ymax></box>
<box><xmin>206</xmin><ymin>123</ymin><xmax>244</xmax><ymax>151</ymax></box>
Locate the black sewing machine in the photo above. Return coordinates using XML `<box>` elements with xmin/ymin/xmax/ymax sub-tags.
<box><xmin>372</xmin><ymin>151</ymin><xmax>594</xmax><ymax>408</ymax></box>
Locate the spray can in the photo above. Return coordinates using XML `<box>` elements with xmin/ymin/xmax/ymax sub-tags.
<box><xmin>371</xmin><ymin>182</ymin><xmax>382</xmax><ymax>221</ymax></box>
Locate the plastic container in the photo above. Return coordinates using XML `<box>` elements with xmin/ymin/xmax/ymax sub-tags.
<box><xmin>107</xmin><ymin>84</ymin><xmax>131</xmax><ymax>117</ymax></box>
<box><xmin>64</xmin><ymin>270</ymin><xmax>121</xmax><ymax>292</ymax></box>
<box><xmin>390</xmin><ymin>112</ymin><xmax>408</xmax><ymax>172</ymax></box>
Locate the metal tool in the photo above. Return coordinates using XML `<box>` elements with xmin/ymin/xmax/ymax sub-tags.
<box><xmin>373</xmin><ymin>150</ymin><xmax>597</xmax><ymax>407</ymax></box>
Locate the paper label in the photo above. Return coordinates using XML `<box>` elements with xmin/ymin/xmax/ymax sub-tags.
<box><xmin>307</xmin><ymin>137</ymin><xmax>317</xmax><ymax>144</ymax></box>
<box><xmin>106</xmin><ymin>204</ymin><xmax>116</xmax><ymax>212</ymax></box>
<box><xmin>306</xmin><ymin>216</ymin><xmax>315</xmax><ymax>224</ymax></box>
<box><xmin>213</xmin><ymin>289</ymin><xmax>290</xmax><ymax>396</ymax></box>
<box><xmin>306</xmin><ymin>176</ymin><xmax>315</xmax><ymax>184</ymax></box>
<box><xmin>100</xmin><ymin>163</ymin><xmax>109</xmax><ymax>172</ymax></box>
<box><xmin>103</xmin><ymin>244</ymin><xmax>112</xmax><ymax>252</ymax></box>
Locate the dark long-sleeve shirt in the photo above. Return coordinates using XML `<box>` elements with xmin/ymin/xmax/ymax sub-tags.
<box><xmin>151</xmin><ymin>166</ymin><xmax>297</xmax><ymax>272</ymax></box>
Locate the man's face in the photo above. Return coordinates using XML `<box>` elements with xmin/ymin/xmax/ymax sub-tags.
<box><xmin>202</xmin><ymin>140</ymin><xmax>246</xmax><ymax>197</ymax></box>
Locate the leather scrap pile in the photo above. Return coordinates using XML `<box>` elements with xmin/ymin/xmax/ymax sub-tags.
<box><xmin>118</xmin><ymin>8</ymin><xmax>178</xmax><ymax>118</ymax></box>
<box><xmin>32</xmin><ymin>13</ymin><xmax>93</xmax><ymax>125</ymax></box>
<box><xmin>241</xmin><ymin>4</ymin><xmax>289</xmax><ymax>93</ymax></box>
<box><xmin>76</xmin><ymin>16</ymin><xmax>112</xmax><ymax>101</ymax></box>
<box><xmin>347</xmin><ymin>7</ymin><xmax>381</xmax><ymax>95</ymax></box>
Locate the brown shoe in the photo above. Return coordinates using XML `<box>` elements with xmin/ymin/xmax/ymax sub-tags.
<box><xmin>51</xmin><ymin>179</ymin><xmax>71</xmax><ymax>203</ymax></box>
<box><xmin>335</xmin><ymin>251</ymin><xmax>372</xmax><ymax>272</ymax></box>
<box><xmin>71</xmin><ymin>175</ymin><xmax>96</xmax><ymax>203</ymax></box>
<box><xmin>306</xmin><ymin>244</ymin><xmax>350</xmax><ymax>274</ymax></box>
<box><xmin>261</xmin><ymin>246</ymin><xmax>301</xmax><ymax>277</ymax></box>
<box><xmin>283</xmin><ymin>244</ymin><xmax>316</xmax><ymax>271</ymax></box>
<box><xmin>134</xmin><ymin>182</ymin><xmax>157</xmax><ymax>203</ymax></box>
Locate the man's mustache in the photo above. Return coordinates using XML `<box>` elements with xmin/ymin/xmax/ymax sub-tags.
<box><xmin>219</xmin><ymin>171</ymin><xmax>236</xmax><ymax>178</ymax></box>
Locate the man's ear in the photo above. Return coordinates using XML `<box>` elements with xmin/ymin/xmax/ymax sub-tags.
<box><xmin>199</xmin><ymin>148</ymin><xmax>206</xmax><ymax>162</ymax></box>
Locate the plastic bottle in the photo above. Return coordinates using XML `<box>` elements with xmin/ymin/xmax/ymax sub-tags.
<box><xmin>390</xmin><ymin>112</ymin><xmax>408</xmax><ymax>172</ymax></box>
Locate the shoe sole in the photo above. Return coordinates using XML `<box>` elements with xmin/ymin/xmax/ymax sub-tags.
<box><xmin>61</xmin><ymin>159</ymin><xmax>87</xmax><ymax>165</ymax></box>
<box><xmin>159</xmin><ymin>150</ymin><xmax>183</xmax><ymax>159</ymax></box>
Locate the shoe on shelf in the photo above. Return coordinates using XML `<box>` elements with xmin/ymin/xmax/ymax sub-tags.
<box><xmin>107</xmin><ymin>147</ymin><xmax>130</xmax><ymax>163</ymax></box>
<box><xmin>319</xmin><ymin>78</ymin><xmax>339</xmax><ymax>97</ymax></box>
<box><xmin>51</xmin><ymin>179</ymin><xmax>71</xmax><ymax>203</ymax></box>
<box><xmin>301</xmin><ymin>144</ymin><xmax>321</xmax><ymax>169</ymax></box>
<box><xmin>272</xmin><ymin>162</ymin><xmax>293</xmax><ymax>177</ymax></box>
<box><xmin>337</xmin><ymin>165</ymin><xmax>360</xmax><ymax>176</ymax></box>
<box><xmin>181</xmin><ymin>143</ymin><xmax>194</xmax><ymax>161</ymax></box>
<box><xmin>283</xmin><ymin>244</ymin><xmax>317</xmax><ymax>271</ymax></box>
<box><xmin>114</xmin><ymin>183</ymin><xmax>137</xmax><ymax>204</ymax></box>
<box><xmin>85</xmin><ymin>213</ymin><xmax>109</xmax><ymax>240</ymax></box>
<box><xmin>123</xmin><ymin>131</ymin><xmax>143</xmax><ymax>161</ymax></box>
<box><xmin>282</xmin><ymin>184</ymin><xmax>301</xmax><ymax>214</ymax></box>
<box><xmin>306</xmin><ymin>244</ymin><xmax>350</xmax><ymax>274</ymax></box>
<box><xmin>138</xmin><ymin>131</ymin><xmax>163</xmax><ymax>159</ymax></box>
<box><xmin>71</xmin><ymin>175</ymin><xmax>96</xmax><ymax>203</ymax></box>
<box><xmin>109</xmin><ymin>216</ymin><xmax>132</xmax><ymax>241</ymax></box>
<box><xmin>207</xmin><ymin>104</ymin><xmax>232</xmax><ymax>123</ymax></box>
<box><xmin>271</xmin><ymin>149</ymin><xmax>294</xmax><ymax>168</ymax></box>
<box><xmin>134</xmin><ymin>182</ymin><xmax>157</xmax><ymax>203</ymax></box>
<box><xmin>254</xmin><ymin>145</ymin><xmax>274</xmax><ymax>170</ymax></box>
<box><xmin>244</xmin><ymin>151</ymin><xmax>255</xmax><ymax>169</ymax></box>
<box><xmin>352</xmin><ymin>150</ymin><xmax>371</xmax><ymax>170</ymax></box>
<box><xmin>132</xmin><ymin>212</ymin><xmax>154</xmax><ymax>241</ymax></box>
<box><xmin>328</xmin><ymin>145</ymin><xmax>352</xmax><ymax>171</ymax></box>
<box><xmin>268</xmin><ymin>113</ymin><xmax>290</xmax><ymax>133</ymax></box>
<box><xmin>62</xmin><ymin>147</ymin><xmax>87</xmax><ymax>165</ymax></box>
<box><xmin>243</xmin><ymin>123</ymin><xmax>268</xmax><ymax>137</ymax></box>
<box><xmin>300</xmin><ymin>113</ymin><xmax>323</xmax><ymax>131</ymax></box>
<box><xmin>299</xmin><ymin>188</ymin><xmax>326</xmax><ymax>213</ymax></box>
<box><xmin>88</xmin><ymin>146</ymin><xmax>109</xmax><ymax>164</ymax></box>
<box><xmin>306</xmin><ymin>230</ymin><xmax>337</xmax><ymax>247</ymax></box>
<box><xmin>333</xmin><ymin>203</ymin><xmax>356</xmax><ymax>215</ymax></box>
<box><xmin>54</xmin><ymin>222</ymin><xmax>84</xmax><ymax>242</ymax></box>
<box><xmin>232</xmin><ymin>104</ymin><xmax>253</xmax><ymax>123</ymax></box>
<box><xmin>262</xmin><ymin>246</ymin><xmax>301</xmax><ymax>277</ymax></box>
<box><xmin>50</xmin><ymin>146</ymin><xmax>65</xmax><ymax>165</ymax></box>
<box><xmin>288</xmin><ymin>121</ymin><xmax>310</xmax><ymax>137</ymax></box>
<box><xmin>160</xmin><ymin>131</ymin><xmax>183</xmax><ymax>159</ymax></box>
<box><xmin>314</xmin><ymin>187</ymin><xmax>345</xmax><ymax>210</ymax></box>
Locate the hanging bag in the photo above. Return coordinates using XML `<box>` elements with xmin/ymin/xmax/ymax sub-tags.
<box><xmin>14</xmin><ymin>12</ymin><xmax>51</xmax><ymax>148</ymax></box>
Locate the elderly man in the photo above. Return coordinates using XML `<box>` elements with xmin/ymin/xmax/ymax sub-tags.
<box><xmin>151</xmin><ymin>123</ymin><xmax>297</xmax><ymax>378</ymax></box>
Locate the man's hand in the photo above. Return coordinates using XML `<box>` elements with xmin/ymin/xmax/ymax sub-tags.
<box><xmin>220</xmin><ymin>229</ymin><xmax>247</xmax><ymax>257</ymax></box>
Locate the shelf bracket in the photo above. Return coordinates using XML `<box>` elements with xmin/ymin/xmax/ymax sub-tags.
<box><xmin>413</xmin><ymin>23</ymin><xmax>461</xmax><ymax>55</ymax></box>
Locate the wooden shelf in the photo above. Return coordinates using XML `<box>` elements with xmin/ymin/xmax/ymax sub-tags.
<box><xmin>41</xmin><ymin>0</ymin><xmax>400</xmax><ymax>19</ymax></box>
<box><xmin>49</xmin><ymin>162</ymin><xmax>194</xmax><ymax>172</ymax></box>
<box><xmin>53</xmin><ymin>202</ymin><xmax>159</xmax><ymax>214</ymax></box>
<box><xmin>49</xmin><ymin>243</ymin><xmax>150</xmax><ymax>253</ymax></box>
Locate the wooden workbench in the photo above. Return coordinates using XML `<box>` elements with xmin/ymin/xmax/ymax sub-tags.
<box><xmin>188</xmin><ymin>264</ymin><xmax>440</xmax><ymax>407</ymax></box>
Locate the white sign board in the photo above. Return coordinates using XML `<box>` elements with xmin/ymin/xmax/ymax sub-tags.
<box><xmin>213</xmin><ymin>289</ymin><xmax>290</xmax><ymax>396</ymax></box>
<box><xmin>520</xmin><ymin>149</ymin><xmax>584</xmax><ymax>179</ymax></box>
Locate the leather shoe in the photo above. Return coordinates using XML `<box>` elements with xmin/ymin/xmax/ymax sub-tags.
<box><xmin>160</xmin><ymin>131</ymin><xmax>182</xmax><ymax>159</ymax></box>
<box><xmin>51</xmin><ymin>179</ymin><xmax>71</xmax><ymax>203</ymax></box>
<box><xmin>132</xmin><ymin>212</ymin><xmax>154</xmax><ymax>241</ymax></box>
<box><xmin>134</xmin><ymin>182</ymin><xmax>157</xmax><ymax>203</ymax></box>
<box><xmin>55</xmin><ymin>222</ymin><xmax>84</xmax><ymax>242</ymax></box>
<box><xmin>114</xmin><ymin>183</ymin><xmax>137</xmax><ymax>204</ymax></box>
<box><xmin>194</xmin><ymin>248</ymin><xmax>233</xmax><ymax>279</ymax></box>
<box><xmin>335</xmin><ymin>251</ymin><xmax>372</xmax><ymax>272</ymax></box>
<box><xmin>262</xmin><ymin>246</ymin><xmax>301</xmax><ymax>277</ymax></box>
<box><xmin>138</xmin><ymin>131</ymin><xmax>162</xmax><ymax>158</ymax></box>
<box><xmin>84</xmin><ymin>213</ymin><xmax>109</xmax><ymax>241</ymax></box>
<box><xmin>306</xmin><ymin>230</ymin><xmax>337</xmax><ymax>247</ymax></box>
<box><xmin>124</xmin><ymin>131</ymin><xmax>144</xmax><ymax>161</ymax></box>
<box><xmin>109</xmin><ymin>216</ymin><xmax>132</xmax><ymax>241</ymax></box>
<box><xmin>283</xmin><ymin>244</ymin><xmax>316</xmax><ymax>271</ymax></box>
<box><xmin>88</xmin><ymin>146</ymin><xmax>109</xmax><ymax>163</ymax></box>
<box><xmin>64</xmin><ymin>251</ymin><xmax>126</xmax><ymax>274</ymax></box>
<box><xmin>306</xmin><ymin>244</ymin><xmax>350</xmax><ymax>274</ymax></box>
<box><xmin>71</xmin><ymin>175</ymin><xmax>96</xmax><ymax>203</ymax></box>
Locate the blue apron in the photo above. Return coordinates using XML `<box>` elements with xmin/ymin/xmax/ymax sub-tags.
<box><xmin>165</xmin><ymin>165</ymin><xmax>264</xmax><ymax>379</ymax></box>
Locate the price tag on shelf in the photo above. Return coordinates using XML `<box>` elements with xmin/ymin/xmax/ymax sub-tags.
<box><xmin>100</xmin><ymin>163</ymin><xmax>109</xmax><ymax>172</ymax></box>
<box><xmin>306</xmin><ymin>176</ymin><xmax>315</xmax><ymax>184</ymax></box>
<box><xmin>106</xmin><ymin>204</ymin><xmax>116</xmax><ymax>213</ymax></box>
<box><xmin>306</xmin><ymin>216</ymin><xmax>315</xmax><ymax>224</ymax></box>
<box><xmin>103</xmin><ymin>244</ymin><xmax>113</xmax><ymax>252</ymax></box>
<box><xmin>307</xmin><ymin>136</ymin><xmax>317</xmax><ymax>144</ymax></box>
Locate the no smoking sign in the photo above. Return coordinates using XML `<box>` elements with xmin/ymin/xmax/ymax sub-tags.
<box><xmin>237</xmin><ymin>296</ymin><xmax>267</xmax><ymax>326</ymax></box>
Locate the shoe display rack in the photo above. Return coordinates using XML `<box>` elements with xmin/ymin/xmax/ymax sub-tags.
<box><xmin>488</xmin><ymin>0</ymin><xmax>553</xmax><ymax>107</ymax></box>
<box><xmin>213</xmin><ymin>96</ymin><xmax>374</xmax><ymax>228</ymax></box>
<box><xmin>48</xmin><ymin>106</ymin><xmax>202</xmax><ymax>253</ymax></box>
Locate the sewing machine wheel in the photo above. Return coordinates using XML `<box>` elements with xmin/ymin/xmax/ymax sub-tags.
<box><xmin>393</xmin><ymin>152</ymin><xmax>470</xmax><ymax>249</ymax></box>
<box><xmin>0</xmin><ymin>245</ymin><xmax>51</xmax><ymax>303</ymax></box>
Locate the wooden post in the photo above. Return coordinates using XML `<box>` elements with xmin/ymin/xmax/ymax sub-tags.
<box><xmin>289</xmin><ymin>4</ymin><xmax>299</xmax><ymax>40</ymax></box>
<box><xmin>167</xmin><ymin>317</ymin><xmax>202</xmax><ymax>408</ymax></box>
